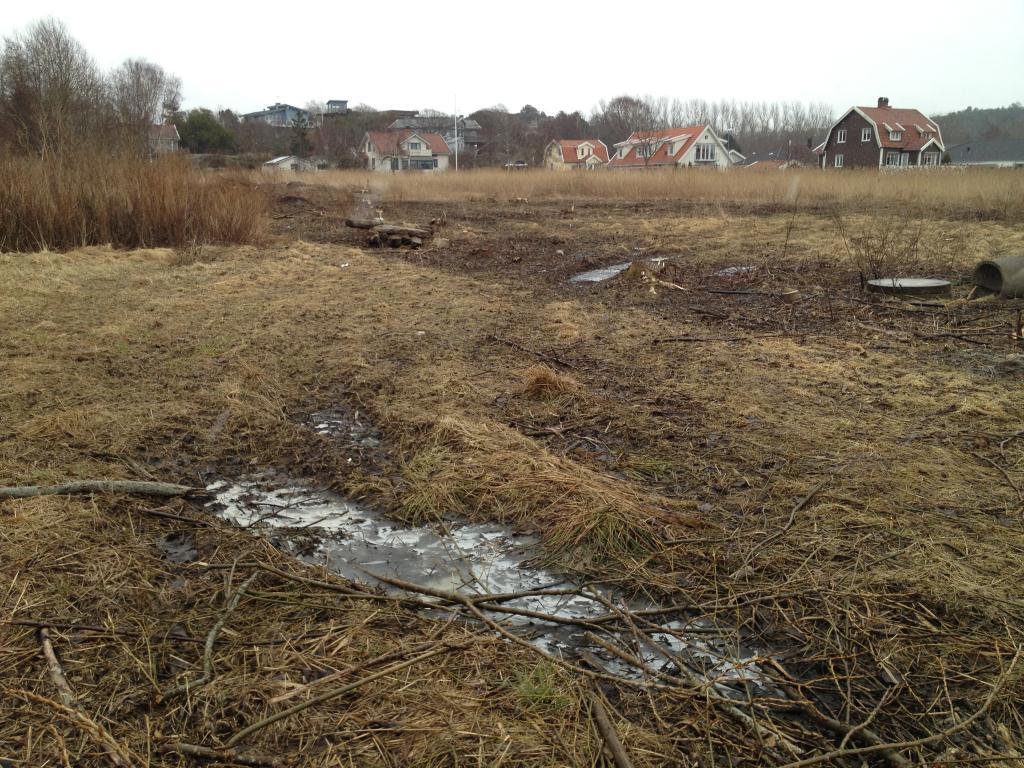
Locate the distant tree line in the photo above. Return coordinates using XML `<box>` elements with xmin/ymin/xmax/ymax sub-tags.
<box><xmin>6</xmin><ymin>18</ymin><xmax>1021</xmax><ymax>168</ymax></box>
<box><xmin>0</xmin><ymin>18</ymin><xmax>181</xmax><ymax>158</ymax></box>
<box><xmin>931</xmin><ymin>103</ymin><xmax>1024</xmax><ymax>145</ymax></box>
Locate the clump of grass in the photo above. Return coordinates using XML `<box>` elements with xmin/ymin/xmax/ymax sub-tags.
<box><xmin>397</xmin><ymin>415</ymin><xmax>693</xmax><ymax>578</ymax></box>
<box><xmin>0</xmin><ymin>153</ymin><xmax>266</xmax><ymax>252</ymax></box>
<box><xmin>521</xmin><ymin>364</ymin><xmax>579</xmax><ymax>399</ymax></box>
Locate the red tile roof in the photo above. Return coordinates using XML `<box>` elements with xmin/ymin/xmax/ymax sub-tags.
<box><xmin>365</xmin><ymin>129</ymin><xmax>451</xmax><ymax>156</ymax></box>
<box><xmin>743</xmin><ymin>159</ymin><xmax>787</xmax><ymax>170</ymax></box>
<box><xmin>607</xmin><ymin>125</ymin><xmax>708</xmax><ymax>168</ymax></box>
<box><xmin>857</xmin><ymin>106</ymin><xmax>942</xmax><ymax>150</ymax></box>
<box><xmin>555</xmin><ymin>139</ymin><xmax>609</xmax><ymax>164</ymax></box>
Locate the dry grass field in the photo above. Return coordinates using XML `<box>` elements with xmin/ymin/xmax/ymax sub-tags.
<box><xmin>2</xmin><ymin>167</ymin><xmax>1023</xmax><ymax>767</ymax></box>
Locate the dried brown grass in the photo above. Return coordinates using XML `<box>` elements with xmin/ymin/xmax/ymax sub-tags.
<box><xmin>296</xmin><ymin>166</ymin><xmax>1024</xmax><ymax>221</ymax></box>
<box><xmin>0</xmin><ymin>154</ymin><xmax>266</xmax><ymax>252</ymax></box>
<box><xmin>2</xmin><ymin>200</ymin><xmax>1024</xmax><ymax>765</ymax></box>
<box><xmin>521</xmin><ymin>363</ymin><xmax>580</xmax><ymax>398</ymax></box>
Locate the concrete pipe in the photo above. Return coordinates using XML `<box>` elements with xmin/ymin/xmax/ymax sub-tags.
<box><xmin>973</xmin><ymin>254</ymin><xmax>1024</xmax><ymax>298</ymax></box>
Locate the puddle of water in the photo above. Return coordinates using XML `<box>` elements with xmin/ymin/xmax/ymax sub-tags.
<box><xmin>713</xmin><ymin>265</ymin><xmax>757</xmax><ymax>277</ymax></box>
<box><xmin>207</xmin><ymin>476</ymin><xmax>777</xmax><ymax>695</ymax></box>
<box><xmin>569</xmin><ymin>262</ymin><xmax>632</xmax><ymax>284</ymax></box>
<box><xmin>309</xmin><ymin>409</ymin><xmax>381</xmax><ymax>448</ymax></box>
<box><xmin>569</xmin><ymin>257</ymin><xmax>672</xmax><ymax>284</ymax></box>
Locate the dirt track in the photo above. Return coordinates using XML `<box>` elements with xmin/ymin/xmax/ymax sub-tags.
<box><xmin>2</xmin><ymin>184</ymin><xmax>1024</xmax><ymax>766</ymax></box>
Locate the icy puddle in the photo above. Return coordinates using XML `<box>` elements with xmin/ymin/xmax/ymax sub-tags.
<box><xmin>569</xmin><ymin>257</ymin><xmax>672</xmax><ymax>284</ymax></box>
<box><xmin>207</xmin><ymin>477</ymin><xmax>776</xmax><ymax>696</ymax></box>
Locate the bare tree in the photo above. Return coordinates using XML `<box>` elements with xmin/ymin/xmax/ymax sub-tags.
<box><xmin>0</xmin><ymin>18</ymin><xmax>108</xmax><ymax>157</ymax></box>
<box><xmin>110</xmin><ymin>58</ymin><xmax>180</xmax><ymax>154</ymax></box>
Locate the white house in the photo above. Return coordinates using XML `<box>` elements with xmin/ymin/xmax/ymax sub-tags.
<box><xmin>607</xmin><ymin>125</ymin><xmax>735</xmax><ymax>169</ymax></box>
<box><xmin>262</xmin><ymin>156</ymin><xmax>316</xmax><ymax>173</ymax></box>
<box><xmin>362</xmin><ymin>130</ymin><xmax>451</xmax><ymax>172</ymax></box>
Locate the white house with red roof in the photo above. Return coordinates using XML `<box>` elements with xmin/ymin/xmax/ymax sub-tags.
<box><xmin>607</xmin><ymin>126</ymin><xmax>735</xmax><ymax>170</ymax></box>
<box><xmin>362</xmin><ymin>129</ymin><xmax>451</xmax><ymax>172</ymax></box>
<box><xmin>543</xmin><ymin>139</ymin><xmax>610</xmax><ymax>170</ymax></box>
<box><xmin>817</xmin><ymin>98</ymin><xmax>944</xmax><ymax>169</ymax></box>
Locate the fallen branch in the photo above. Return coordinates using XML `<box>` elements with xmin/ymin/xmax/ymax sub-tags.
<box><xmin>157</xmin><ymin>742</ymin><xmax>282</xmax><ymax>768</ymax></box>
<box><xmin>777</xmin><ymin>646</ymin><xmax>1022</xmax><ymax>768</ymax></box>
<box><xmin>733</xmin><ymin>478</ymin><xmax>828</xmax><ymax>574</ymax></box>
<box><xmin>15</xmin><ymin>689</ymin><xmax>137</xmax><ymax>768</ymax></box>
<box><xmin>589</xmin><ymin>692</ymin><xmax>634</xmax><ymax>768</ymax></box>
<box><xmin>159</xmin><ymin>571</ymin><xmax>258</xmax><ymax>701</ymax></box>
<box><xmin>39</xmin><ymin>628</ymin><xmax>76</xmax><ymax>708</ymax></box>
<box><xmin>0</xmin><ymin>480</ymin><xmax>203</xmax><ymax>499</ymax></box>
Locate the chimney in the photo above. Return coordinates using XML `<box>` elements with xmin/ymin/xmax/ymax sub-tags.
<box><xmin>878</xmin><ymin>97</ymin><xmax>890</xmax><ymax>108</ymax></box>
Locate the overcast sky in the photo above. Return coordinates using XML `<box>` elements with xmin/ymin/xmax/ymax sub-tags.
<box><xmin>3</xmin><ymin>0</ymin><xmax>1022</xmax><ymax>118</ymax></box>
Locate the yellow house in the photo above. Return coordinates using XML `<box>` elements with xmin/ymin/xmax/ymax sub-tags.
<box><xmin>543</xmin><ymin>139</ymin><xmax>610</xmax><ymax>170</ymax></box>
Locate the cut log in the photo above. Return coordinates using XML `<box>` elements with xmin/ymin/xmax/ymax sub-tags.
<box><xmin>0</xmin><ymin>480</ymin><xmax>204</xmax><ymax>499</ymax></box>
<box><xmin>372</xmin><ymin>224</ymin><xmax>430</xmax><ymax>238</ymax></box>
<box><xmin>344</xmin><ymin>218</ymin><xmax>382</xmax><ymax>230</ymax></box>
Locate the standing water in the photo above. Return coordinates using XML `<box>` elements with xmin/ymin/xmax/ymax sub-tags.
<box><xmin>207</xmin><ymin>473</ymin><xmax>778</xmax><ymax>696</ymax></box>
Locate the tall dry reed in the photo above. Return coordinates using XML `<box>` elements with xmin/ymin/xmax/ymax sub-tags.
<box><xmin>0</xmin><ymin>154</ymin><xmax>266</xmax><ymax>252</ymax></box>
<box><xmin>304</xmin><ymin>166</ymin><xmax>1024</xmax><ymax>221</ymax></box>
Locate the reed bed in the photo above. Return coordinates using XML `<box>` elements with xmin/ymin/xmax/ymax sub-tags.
<box><xmin>0</xmin><ymin>154</ymin><xmax>266</xmax><ymax>252</ymax></box>
<box><xmin>299</xmin><ymin>166</ymin><xmax>1024</xmax><ymax>220</ymax></box>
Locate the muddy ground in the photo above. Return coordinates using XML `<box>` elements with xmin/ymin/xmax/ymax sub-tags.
<box><xmin>2</xmin><ymin>182</ymin><xmax>1024</xmax><ymax>767</ymax></box>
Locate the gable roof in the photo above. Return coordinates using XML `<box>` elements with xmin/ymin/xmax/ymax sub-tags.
<box><xmin>149</xmin><ymin>124</ymin><xmax>179</xmax><ymax>141</ymax></box>
<box><xmin>365</xmin><ymin>129</ymin><xmax>451</xmax><ymax>156</ymax></box>
<box><xmin>552</xmin><ymin>139</ymin><xmax>610</xmax><ymax>164</ymax></box>
<box><xmin>607</xmin><ymin>125</ymin><xmax>710</xmax><ymax>168</ymax></box>
<box><xmin>858</xmin><ymin>104</ymin><xmax>942</xmax><ymax>150</ymax></box>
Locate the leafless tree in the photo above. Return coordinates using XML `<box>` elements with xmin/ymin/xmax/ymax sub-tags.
<box><xmin>0</xmin><ymin>18</ymin><xmax>108</xmax><ymax>157</ymax></box>
<box><xmin>109</xmin><ymin>58</ymin><xmax>180</xmax><ymax>154</ymax></box>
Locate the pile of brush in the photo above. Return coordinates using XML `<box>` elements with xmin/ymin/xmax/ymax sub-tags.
<box><xmin>344</xmin><ymin>218</ymin><xmax>433</xmax><ymax>249</ymax></box>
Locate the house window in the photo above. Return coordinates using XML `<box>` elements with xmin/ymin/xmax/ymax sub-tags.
<box><xmin>836</xmin><ymin>129</ymin><xmax>847</xmax><ymax>144</ymax></box>
<box><xmin>861</xmin><ymin>127</ymin><xmax>871</xmax><ymax>142</ymax></box>
<box><xmin>636</xmin><ymin>144</ymin><xmax>653</xmax><ymax>159</ymax></box>
<box><xmin>665</xmin><ymin>142</ymin><xmax>674</xmax><ymax>156</ymax></box>
<box><xmin>889</xmin><ymin>130</ymin><xmax>902</xmax><ymax>141</ymax></box>
<box><xmin>834</xmin><ymin>154</ymin><xmax>844</xmax><ymax>168</ymax></box>
<box><xmin>885</xmin><ymin>152</ymin><xmax>901</xmax><ymax>165</ymax></box>
<box><xmin>695</xmin><ymin>144</ymin><xmax>715</xmax><ymax>161</ymax></box>
<box><xmin>410</xmin><ymin>142</ymin><xmax>421</xmax><ymax>150</ymax></box>
<box><xmin>922</xmin><ymin>151</ymin><xmax>939</xmax><ymax>166</ymax></box>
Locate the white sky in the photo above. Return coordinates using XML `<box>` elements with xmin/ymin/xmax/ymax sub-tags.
<box><xmin>3</xmin><ymin>0</ymin><xmax>1022</xmax><ymax>118</ymax></box>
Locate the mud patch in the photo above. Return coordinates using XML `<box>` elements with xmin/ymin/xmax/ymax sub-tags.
<box><xmin>156</xmin><ymin>531</ymin><xmax>198</xmax><ymax>563</ymax></box>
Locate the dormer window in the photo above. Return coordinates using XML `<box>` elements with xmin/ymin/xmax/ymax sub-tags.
<box><xmin>889</xmin><ymin>131</ymin><xmax>902</xmax><ymax>141</ymax></box>
<box><xmin>665</xmin><ymin>141</ymin><xmax>674</xmax><ymax>156</ymax></box>
<box><xmin>636</xmin><ymin>144</ymin><xmax>653</xmax><ymax>159</ymax></box>
<box><xmin>410</xmin><ymin>141</ymin><xmax>421</xmax><ymax>150</ymax></box>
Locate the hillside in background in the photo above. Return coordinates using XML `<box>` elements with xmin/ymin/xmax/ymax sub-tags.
<box><xmin>933</xmin><ymin>103</ymin><xmax>1024</xmax><ymax>144</ymax></box>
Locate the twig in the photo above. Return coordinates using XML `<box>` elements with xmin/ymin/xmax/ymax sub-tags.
<box><xmin>267</xmin><ymin>642</ymin><xmax>436</xmax><ymax>704</ymax></box>
<box><xmin>13</xmin><ymin>689</ymin><xmax>136</xmax><ymax>768</ymax></box>
<box><xmin>589</xmin><ymin>691</ymin><xmax>635</xmax><ymax>768</ymax></box>
<box><xmin>0</xmin><ymin>480</ymin><xmax>203</xmax><ymax>499</ymax></box>
<box><xmin>157</xmin><ymin>742</ymin><xmax>282</xmax><ymax>768</ymax></box>
<box><xmin>38</xmin><ymin>628</ymin><xmax>76</xmax><ymax>708</ymax></box>
<box><xmin>224</xmin><ymin>642</ymin><xmax>468</xmax><ymax>748</ymax></box>
<box><xmin>972</xmin><ymin>451</ymin><xmax>1023</xmax><ymax>502</ymax></box>
<box><xmin>486</xmin><ymin>334</ymin><xmax>578</xmax><ymax>369</ymax></box>
<box><xmin>159</xmin><ymin>571</ymin><xmax>258</xmax><ymax>700</ymax></box>
<box><xmin>735</xmin><ymin>478</ymin><xmax>828</xmax><ymax>573</ymax></box>
<box><xmin>777</xmin><ymin>646</ymin><xmax>1022</xmax><ymax>768</ymax></box>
